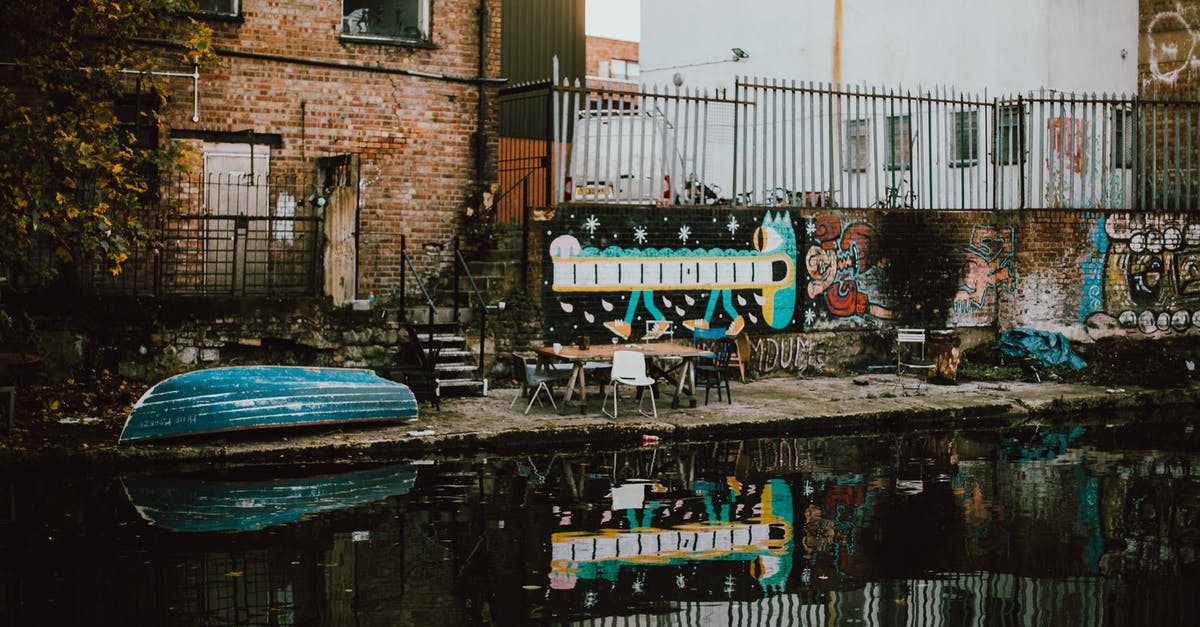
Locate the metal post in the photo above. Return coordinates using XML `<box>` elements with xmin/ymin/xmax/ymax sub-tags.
<box><xmin>452</xmin><ymin>236</ymin><xmax>461</xmax><ymax>324</ymax></box>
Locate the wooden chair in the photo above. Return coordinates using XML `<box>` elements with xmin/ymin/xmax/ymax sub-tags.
<box><xmin>896</xmin><ymin>328</ymin><xmax>935</xmax><ymax>390</ymax></box>
<box><xmin>729</xmin><ymin>333</ymin><xmax>751</xmax><ymax>382</ymax></box>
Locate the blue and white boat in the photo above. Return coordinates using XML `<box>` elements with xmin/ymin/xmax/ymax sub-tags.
<box><xmin>122</xmin><ymin>464</ymin><xmax>420</xmax><ymax>532</ymax></box>
<box><xmin>119</xmin><ymin>365</ymin><xmax>419</xmax><ymax>443</ymax></box>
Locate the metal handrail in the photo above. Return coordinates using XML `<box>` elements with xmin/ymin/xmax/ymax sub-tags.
<box><xmin>452</xmin><ymin>236</ymin><xmax>492</xmax><ymax>377</ymax></box>
<box><xmin>399</xmin><ymin>235</ymin><xmax>436</xmax><ymax>331</ymax></box>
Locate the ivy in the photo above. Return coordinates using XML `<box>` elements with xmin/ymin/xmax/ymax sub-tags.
<box><xmin>0</xmin><ymin>0</ymin><xmax>216</xmax><ymax>279</ymax></box>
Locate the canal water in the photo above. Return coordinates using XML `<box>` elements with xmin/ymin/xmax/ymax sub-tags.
<box><xmin>2</xmin><ymin>415</ymin><xmax>1198</xmax><ymax>626</ymax></box>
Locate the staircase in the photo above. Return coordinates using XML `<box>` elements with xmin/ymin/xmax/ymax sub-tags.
<box><xmin>398</xmin><ymin>233</ymin><xmax>524</xmax><ymax>402</ymax></box>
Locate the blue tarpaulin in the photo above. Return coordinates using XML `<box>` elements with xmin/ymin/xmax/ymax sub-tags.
<box><xmin>993</xmin><ymin>327</ymin><xmax>1087</xmax><ymax>370</ymax></box>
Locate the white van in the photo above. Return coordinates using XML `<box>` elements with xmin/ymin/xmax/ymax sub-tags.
<box><xmin>563</xmin><ymin>110</ymin><xmax>686</xmax><ymax>205</ymax></box>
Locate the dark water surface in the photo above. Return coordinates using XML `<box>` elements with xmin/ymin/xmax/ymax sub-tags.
<box><xmin>2</xmin><ymin>415</ymin><xmax>1199</xmax><ymax>626</ymax></box>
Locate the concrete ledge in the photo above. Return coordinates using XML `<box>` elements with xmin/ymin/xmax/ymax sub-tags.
<box><xmin>3</xmin><ymin>375</ymin><xmax>1198</xmax><ymax>474</ymax></box>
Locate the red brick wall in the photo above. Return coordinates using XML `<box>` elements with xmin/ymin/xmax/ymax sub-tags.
<box><xmin>586</xmin><ymin>36</ymin><xmax>639</xmax><ymax>78</ymax></box>
<box><xmin>159</xmin><ymin>0</ymin><xmax>502</xmax><ymax>298</ymax></box>
<box><xmin>1139</xmin><ymin>0</ymin><xmax>1200</xmax><ymax>95</ymax></box>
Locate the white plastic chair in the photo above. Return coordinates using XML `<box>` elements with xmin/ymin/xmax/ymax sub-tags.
<box><xmin>896</xmin><ymin>328</ymin><xmax>935</xmax><ymax>390</ymax></box>
<box><xmin>602</xmin><ymin>350</ymin><xmax>657</xmax><ymax>419</ymax></box>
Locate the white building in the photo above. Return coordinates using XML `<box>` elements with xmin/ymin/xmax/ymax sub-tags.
<box><xmin>570</xmin><ymin>0</ymin><xmax>1145</xmax><ymax>208</ymax></box>
<box><xmin>639</xmin><ymin>0</ymin><xmax>1137</xmax><ymax>95</ymax></box>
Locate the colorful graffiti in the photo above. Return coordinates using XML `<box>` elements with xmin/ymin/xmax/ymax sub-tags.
<box><xmin>804</xmin><ymin>213</ymin><xmax>892</xmax><ymax>322</ymax></box>
<box><xmin>1087</xmin><ymin>213</ymin><xmax>1200</xmax><ymax>335</ymax></box>
<box><xmin>954</xmin><ymin>225</ymin><xmax>1016</xmax><ymax>314</ymax></box>
<box><xmin>750</xmin><ymin>335</ymin><xmax>826</xmax><ymax>375</ymax></box>
<box><xmin>547</xmin><ymin>211</ymin><xmax>798</xmax><ymax>340</ymax></box>
<box><xmin>548</xmin><ymin>478</ymin><xmax>795</xmax><ymax>594</ymax></box>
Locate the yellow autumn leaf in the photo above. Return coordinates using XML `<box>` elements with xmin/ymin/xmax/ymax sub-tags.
<box><xmin>112</xmin><ymin>163</ymin><xmax>123</xmax><ymax>174</ymax></box>
<box><xmin>49</xmin><ymin>400</ymin><xmax>60</xmax><ymax>411</ymax></box>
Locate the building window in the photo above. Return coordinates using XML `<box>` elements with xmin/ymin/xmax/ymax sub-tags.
<box><xmin>195</xmin><ymin>0</ymin><xmax>239</xmax><ymax>16</ymax></box>
<box><xmin>952</xmin><ymin>110</ymin><xmax>978</xmax><ymax>166</ymax></box>
<box><xmin>342</xmin><ymin>0</ymin><xmax>430</xmax><ymax>42</ymax></box>
<box><xmin>1113</xmin><ymin>106</ymin><xmax>1133</xmax><ymax>169</ymax></box>
<box><xmin>609</xmin><ymin>59</ymin><xmax>640</xmax><ymax>81</ymax></box>
<box><xmin>885</xmin><ymin>115</ymin><xmax>911</xmax><ymax>170</ymax></box>
<box><xmin>995</xmin><ymin>104</ymin><xmax>1024</xmax><ymax>166</ymax></box>
<box><xmin>843</xmin><ymin>118</ymin><xmax>870</xmax><ymax>172</ymax></box>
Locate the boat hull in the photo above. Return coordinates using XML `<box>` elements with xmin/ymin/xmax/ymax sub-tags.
<box><xmin>119</xmin><ymin>366</ymin><xmax>419</xmax><ymax>443</ymax></box>
<box><xmin>122</xmin><ymin>464</ymin><xmax>420</xmax><ymax>532</ymax></box>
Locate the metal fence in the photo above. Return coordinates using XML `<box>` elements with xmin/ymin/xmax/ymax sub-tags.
<box><xmin>545</xmin><ymin>77</ymin><xmax>1200</xmax><ymax>211</ymax></box>
<box><xmin>19</xmin><ymin>173</ymin><xmax>325</xmax><ymax>296</ymax></box>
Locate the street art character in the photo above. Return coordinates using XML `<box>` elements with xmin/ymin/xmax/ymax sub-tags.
<box><xmin>1095</xmin><ymin>214</ymin><xmax>1200</xmax><ymax>334</ymax></box>
<box><xmin>954</xmin><ymin>225</ymin><xmax>1016</xmax><ymax>314</ymax></box>
<box><xmin>549</xmin><ymin>211</ymin><xmax>798</xmax><ymax>340</ymax></box>
<box><xmin>804</xmin><ymin>213</ymin><xmax>892</xmax><ymax>320</ymax></box>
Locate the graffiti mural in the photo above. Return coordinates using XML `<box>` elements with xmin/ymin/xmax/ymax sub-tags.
<box><xmin>1145</xmin><ymin>2</ymin><xmax>1200</xmax><ymax>86</ymax></box>
<box><xmin>546</xmin><ymin>210</ymin><xmax>799</xmax><ymax>341</ymax></box>
<box><xmin>954</xmin><ymin>225</ymin><xmax>1016</xmax><ymax>314</ymax></box>
<box><xmin>803</xmin><ymin>213</ymin><xmax>892</xmax><ymax>325</ymax></box>
<box><xmin>1087</xmin><ymin>213</ymin><xmax>1200</xmax><ymax>335</ymax></box>
<box><xmin>750</xmin><ymin>335</ymin><xmax>826</xmax><ymax>376</ymax></box>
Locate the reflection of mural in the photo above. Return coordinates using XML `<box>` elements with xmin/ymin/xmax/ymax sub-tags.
<box><xmin>549</xmin><ymin>478</ymin><xmax>794</xmax><ymax>594</ymax></box>
<box><xmin>954</xmin><ymin>225</ymin><xmax>1016</xmax><ymax>314</ymax></box>
<box><xmin>1090</xmin><ymin>213</ymin><xmax>1200</xmax><ymax>334</ymax></box>
<box><xmin>804</xmin><ymin>213</ymin><xmax>892</xmax><ymax>322</ymax></box>
<box><xmin>547</xmin><ymin>211</ymin><xmax>798</xmax><ymax>340</ymax></box>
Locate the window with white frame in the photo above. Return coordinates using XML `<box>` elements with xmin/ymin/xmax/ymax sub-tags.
<box><xmin>995</xmin><ymin>104</ymin><xmax>1024</xmax><ymax>166</ymax></box>
<box><xmin>343</xmin><ymin>0</ymin><xmax>430</xmax><ymax>42</ymax></box>
<box><xmin>885</xmin><ymin>115</ymin><xmax>911</xmax><ymax>170</ymax></box>
<box><xmin>952</xmin><ymin>110</ymin><xmax>979</xmax><ymax>166</ymax></box>
<box><xmin>1113</xmin><ymin>106</ymin><xmax>1133</xmax><ymax>169</ymax></box>
<box><xmin>610</xmin><ymin>59</ymin><xmax>640</xmax><ymax>81</ymax></box>
<box><xmin>195</xmin><ymin>0</ymin><xmax>238</xmax><ymax>16</ymax></box>
<box><xmin>843</xmin><ymin>118</ymin><xmax>870</xmax><ymax>172</ymax></box>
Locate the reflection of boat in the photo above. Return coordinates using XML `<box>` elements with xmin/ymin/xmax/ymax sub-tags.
<box><xmin>122</xmin><ymin>464</ymin><xmax>419</xmax><ymax>532</ymax></box>
<box><xmin>119</xmin><ymin>366</ymin><xmax>418</xmax><ymax>443</ymax></box>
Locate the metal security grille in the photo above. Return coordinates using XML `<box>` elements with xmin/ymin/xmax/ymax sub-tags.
<box><xmin>539</xmin><ymin>76</ymin><xmax>1200</xmax><ymax>211</ymax></box>
<box><xmin>31</xmin><ymin>172</ymin><xmax>326</xmax><ymax>296</ymax></box>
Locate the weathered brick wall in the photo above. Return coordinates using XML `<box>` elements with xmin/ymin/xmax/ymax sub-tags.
<box><xmin>585</xmin><ymin>36</ymin><xmax>639</xmax><ymax>78</ymax></box>
<box><xmin>1139</xmin><ymin>0</ymin><xmax>1200</xmax><ymax>95</ymax></box>
<box><xmin>158</xmin><ymin>0</ymin><xmax>502</xmax><ymax>297</ymax></box>
<box><xmin>537</xmin><ymin>205</ymin><xmax>1193</xmax><ymax>375</ymax></box>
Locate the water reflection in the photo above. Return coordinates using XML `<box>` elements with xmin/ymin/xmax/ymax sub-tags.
<box><xmin>1</xmin><ymin>419</ymin><xmax>1198</xmax><ymax>625</ymax></box>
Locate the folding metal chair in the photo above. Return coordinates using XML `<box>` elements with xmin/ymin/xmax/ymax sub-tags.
<box><xmin>896</xmin><ymin>328</ymin><xmax>936</xmax><ymax>390</ymax></box>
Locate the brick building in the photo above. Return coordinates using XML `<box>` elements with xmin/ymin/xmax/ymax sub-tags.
<box><xmin>158</xmin><ymin>0</ymin><xmax>503</xmax><ymax>303</ymax></box>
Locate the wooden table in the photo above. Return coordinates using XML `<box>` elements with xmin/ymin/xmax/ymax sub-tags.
<box><xmin>535</xmin><ymin>343</ymin><xmax>713</xmax><ymax>414</ymax></box>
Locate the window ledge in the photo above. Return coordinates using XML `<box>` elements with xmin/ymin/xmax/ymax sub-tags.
<box><xmin>187</xmin><ymin>12</ymin><xmax>244</xmax><ymax>24</ymax></box>
<box><xmin>340</xmin><ymin>34</ymin><xmax>436</xmax><ymax>50</ymax></box>
<box><xmin>884</xmin><ymin>164</ymin><xmax>912</xmax><ymax>172</ymax></box>
<box><xmin>950</xmin><ymin>160</ymin><xmax>978</xmax><ymax>168</ymax></box>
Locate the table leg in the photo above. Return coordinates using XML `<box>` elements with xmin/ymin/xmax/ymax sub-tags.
<box><xmin>559</xmin><ymin>364</ymin><xmax>584</xmax><ymax>414</ymax></box>
<box><xmin>672</xmin><ymin>357</ymin><xmax>694</xmax><ymax>409</ymax></box>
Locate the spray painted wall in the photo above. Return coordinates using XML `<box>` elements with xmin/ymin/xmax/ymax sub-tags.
<box><xmin>540</xmin><ymin>206</ymin><xmax>1195</xmax><ymax>375</ymax></box>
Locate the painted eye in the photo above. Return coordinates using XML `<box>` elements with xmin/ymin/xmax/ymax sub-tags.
<box><xmin>754</xmin><ymin>226</ymin><xmax>782</xmax><ymax>252</ymax></box>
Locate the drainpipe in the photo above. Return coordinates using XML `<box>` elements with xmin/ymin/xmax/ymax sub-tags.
<box><xmin>476</xmin><ymin>0</ymin><xmax>490</xmax><ymax>198</ymax></box>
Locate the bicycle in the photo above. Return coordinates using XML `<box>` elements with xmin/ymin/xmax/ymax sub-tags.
<box><xmin>872</xmin><ymin>180</ymin><xmax>916</xmax><ymax>208</ymax></box>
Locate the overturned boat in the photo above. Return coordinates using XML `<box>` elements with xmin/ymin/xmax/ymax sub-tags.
<box><xmin>119</xmin><ymin>365</ymin><xmax>419</xmax><ymax>443</ymax></box>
